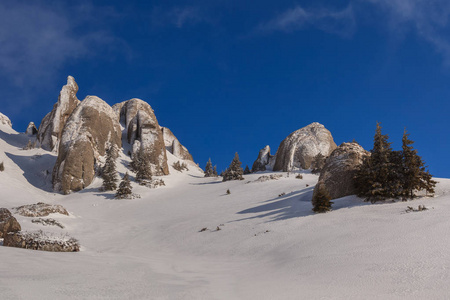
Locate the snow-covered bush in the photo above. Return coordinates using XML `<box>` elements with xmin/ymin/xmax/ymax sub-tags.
<box><xmin>173</xmin><ymin>161</ymin><xmax>188</xmax><ymax>172</ymax></box>
<box><xmin>14</xmin><ymin>202</ymin><xmax>69</xmax><ymax>217</ymax></box>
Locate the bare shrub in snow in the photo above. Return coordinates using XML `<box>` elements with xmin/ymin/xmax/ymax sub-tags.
<box><xmin>22</xmin><ymin>140</ymin><xmax>37</xmax><ymax>150</ymax></box>
<box><xmin>296</xmin><ymin>174</ymin><xmax>303</xmax><ymax>179</ymax></box>
<box><xmin>0</xmin><ymin>162</ymin><xmax>4</xmax><ymax>172</ymax></box>
<box><xmin>3</xmin><ymin>230</ymin><xmax>80</xmax><ymax>252</ymax></box>
<box><xmin>405</xmin><ymin>205</ymin><xmax>428</xmax><ymax>213</ymax></box>
<box><xmin>32</xmin><ymin>218</ymin><xmax>64</xmax><ymax>229</ymax></box>
<box><xmin>14</xmin><ymin>202</ymin><xmax>69</xmax><ymax>217</ymax></box>
<box><xmin>173</xmin><ymin>161</ymin><xmax>188</xmax><ymax>172</ymax></box>
<box><xmin>226</xmin><ymin>189</ymin><xmax>231</xmax><ymax>195</ymax></box>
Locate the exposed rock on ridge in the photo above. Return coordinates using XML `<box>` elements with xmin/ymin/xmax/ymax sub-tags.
<box><xmin>113</xmin><ymin>99</ymin><xmax>168</xmax><ymax>176</ymax></box>
<box><xmin>313</xmin><ymin>142</ymin><xmax>369</xmax><ymax>201</ymax></box>
<box><xmin>37</xmin><ymin>76</ymin><xmax>80</xmax><ymax>152</ymax></box>
<box><xmin>0</xmin><ymin>113</ymin><xmax>12</xmax><ymax>128</ymax></box>
<box><xmin>252</xmin><ymin>145</ymin><xmax>275</xmax><ymax>172</ymax></box>
<box><xmin>53</xmin><ymin>96</ymin><xmax>122</xmax><ymax>194</ymax></box>
<box><xmin>273</xmin><ymin>123</ymin><xmax>337</xmax><ymax>171</ymax></box>
<box><xmin>26</xmin><ymin>122</ymin><xmax>38</xmax><ymax>135</ymax></box>
<box><xmin>161</xmin><ymin>127</ymin><xmax>194</xmax><ymax>162</ymax></box>
<box><xmin>0</xmin><ymin>208</ymin><xmax>21</xmax><ymax>239</ymax></box>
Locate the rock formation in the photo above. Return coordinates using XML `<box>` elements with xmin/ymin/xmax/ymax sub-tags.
<box><xmin>161</xmin><ymin>127</ymin><xmax>194</xmax><ymax>161</ymax></box>
<box><xmin>251</xmin><ymin>145</ymin><xmax>275</xmax><ymax>172</ymax></box>
<box><xmin>0</xmin><ymin>112</ymin><xmax>12</xmax><ymax>128</ymax></box>
<box><xmin>0</xmin><ymin>208</ymin><xmax>21</xmax><ymax>239</ymax></box>
<box><xmin>273</xmin><ymin>123</ymin><xmax>337</xmax><ymax>171</ymax></box>
<box><xmin>25</xmin><ymin>122</ymin><xmax>38</xmax><ymax>135</ymax></box>
<box><xmin>113</xmin><ymin>99</ymin><xmax>169</xmax><ymax>176</ymax></box>
<box><xmin>53</xmin><ymin>96</ymin><xmax>122</xmax><ymax>194</ymax></box>
<box><xmin>37</xmin><ymin>76</ymin><xmax>80</xmax><ymax>152</ymax></box>
<box><xmin>312</xmin><ymin>142</ymin><xmax>369</xmax><ymax>200</ymax></box>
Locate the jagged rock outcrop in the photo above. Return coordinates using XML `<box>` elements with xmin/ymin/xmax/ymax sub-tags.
<box><xmin>14</xmin><ymin>202</ymin><xmax>69</xmax><ymax>217</ymax></box>
<box><xmin>113</xmin><ymin>99</ymin><xmax>169</xmax><ymax>176</ymax></box>
<box><xmin>4</xmin><ymin>230</ymin><xmax>80</xmax><ymax>252</ymax></box>
<box><xmin>53</xmin><ymin>96</ymin><xmax>122</xmax><ymax>194</ymax></box>
<box><xmin>251</xmin><ymin>145</ymin><xmax>275</xmax><ymax>172</ymax></box>
<box><xmin>25</xmin><ymin>122</ymin><xmax>38</xmax><ymax>135</ymax></box>
<box><xmin>273</xmin><ymin>123</ymin><xmax>337</xmax><ymax>171</ymax></box>
<box><xmin>0</xmin><ymin>208</ymin><xmax>21</xmax><ymax>239</ymax></box>
<box><xmin>0</xmin><ymin>112</ymin><xmax>12</xmax><ymax>128</ymax></box>
<box><xmin>161</xmin><ymin>127</ymin><xmax>194</xmax><ymax>161</ymax></box>
<box><xmin>37</xmin><ymin>76</ymin><xmax>80</xmax><ymax>152</ymax></box>
<box><xmin>313</xmin><ymin>142</ymin><xmax>369</xmax><ymax>200</ymax></box>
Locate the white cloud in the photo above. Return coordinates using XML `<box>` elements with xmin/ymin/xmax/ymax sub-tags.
<box><xmin>363</xmin><ymin>0</ymin><xmax>450</xmax><ymax>64</ymax></box>
<box><xmin>0</xmin><ymin>1</ymin><xmax>124</xmax><ymax>87</ymax></box>
<box><xmin>257</xmin><ymin>5</ymin><xmax>356</xmax><ymax>38</ymax></box>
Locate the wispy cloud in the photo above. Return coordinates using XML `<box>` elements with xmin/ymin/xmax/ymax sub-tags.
<box><xmin>257</xmin><ymin>5</ymin><xmax>356</xmax><ymax>38</ymax></box>
<box><xmin>363</xmin><ymin>0</ymin><xmax>450</xmax><ymax>64</ymax></box>
<box><xmin>0</xmin><ymin>1</ymin><xmax>125</xmax><ymax>87</ymax></box>
<box><xmin>152</xmin><ymin>6</ymin><xmax>209</xmax><ymax>29</ymax></box>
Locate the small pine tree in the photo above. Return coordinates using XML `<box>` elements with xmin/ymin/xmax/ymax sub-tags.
<box><xmin>0</xmin><ymin>161</ymin><xmax>4</xmax><ymax>171</ymax></box>
<box><xmin>311</xmin><ymin>153</ymin><xmax>326</xmax><ymax>174</ymax></box>
<box><xmin>116</xmin><ymin>172</ymin><xmax>132</xmax><ymax>199</ymax></box>
<box><xmin>204</xmin><ymin>158</ymin><xmax>214</xmax><ymax>177</ymax></box>
<box><xmin>401</xmin><ymin>129</ymin><xmax>436</xmax><ymax>199</ymax></box>
<box><xmin>243</xmin><ymin>165</ymin><xmax>251</xmax><ymax>175</ymax></box>
<box><xmin>312</xmin><ymin>184</ymin><xmax>333</xmax><ymax>213</ymax></box>
<box><xmin>102</xmin><ymin>146</ymin><xmax>118</xmax><ymax>191</ymax></box>
<box><xmin>135</xmin><ymin>148</ymin><xmax>152</xmax><ymax>184</ymax></box>
<box><xmin>213</xmin><ymin>166</ymin><xmax>218</xmax><ymax>177</ymax></box>
<box><xmin>226</xmin><ymin>189</ymin><xmax>231</xmax><ymax>195</ymax></box>
<box><xmin>222</xmin><ymin>152</ymin><xmax>244</xmax><ymax>182</ymax></box>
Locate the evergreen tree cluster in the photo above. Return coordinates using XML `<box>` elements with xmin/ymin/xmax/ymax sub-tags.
<box><xmin>355</xmin><ymin>123</ymin><xmax>436</xmax><ymax>203</ymax></box>
<box><xmin>312</xmin><ymin>184</ymin><xmax>333</xmax><ymax>213</ymax></box>
<box><xmin>222</xmin><ymin>152</ymin><xmax>244</xmax><ymax>182</ymax></box>
<box><xmin>204</xmin><ymin>158</ymin><xmax>218</xmax><ymax>177</ymax></box>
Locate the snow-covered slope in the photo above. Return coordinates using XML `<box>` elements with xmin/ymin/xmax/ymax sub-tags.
<box><xmin>1</xmin><ymin>121</ymin><xmax>450</xmax><ymax>299</ymax></box>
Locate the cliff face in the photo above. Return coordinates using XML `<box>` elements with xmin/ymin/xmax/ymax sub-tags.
<box><xmin>52</xmin><ymin>96</ymin><xmax>122</xmax><ymax>194</ymax></box>
<box><xmin>273</xmin><ymin>123</ymin><xmax>337</xmax><ymax>172</ymax></box>
<box><xmin>37</xmin><ymin>76</ymin><xmax>80</xmax><ymax>152</ymax></box>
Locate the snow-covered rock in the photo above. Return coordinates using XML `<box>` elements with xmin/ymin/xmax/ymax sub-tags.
<box><xmin>251</xmin><ymin>145</ymin><xmax>275</xmax><ymax>172</ymax></box>
<box><xmin>37</xmin><ymin>76</ymin><xmax>80</xmax><ymax>152</ymax></box>
<box><xmin>0</xmin><ymin>112</ymin><xmax>12</xmax><ymax>128</ymax></box>
<box><xmin>25</xmin><ymin>122</ymin><xmax>38</xmax><ymax>135</ymax></box>
<box><xmin>161</xmin><ymin>127</ymin><xmax>194</xmax><ymax>162</ymax></box>
<box><xmin>113</xmin><ymin>98</ymin><xmax>168</xmax><ymax>176</ymax></box>
<box><xmin>53</xmin><ymin>96</ymin><xmax>122</xmax><ymax>194</ymax></box>
<box><xmin>0</xmin><ymin>208</ymin><xmax>21</xmax><ymax>239</ymax></box>
<box><xmin>313</xmin><ymin>142</ymin><xmax>369</xmax><ymax>200</ymax></box>
<box><xmin>273</xmin><ymin>122</ymin><xmax>337</xmax><ymax>171</ymax></box>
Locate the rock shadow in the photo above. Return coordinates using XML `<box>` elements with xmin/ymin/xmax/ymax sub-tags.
<box><xmin>5</xmin><ymin>152</ymin><xmax>55</xmax><ymax>192</ymax></box>
<box><xmin>0</xmin><ymin>131</ymin><xmax>30</xmax><ymax>148</ymax></box>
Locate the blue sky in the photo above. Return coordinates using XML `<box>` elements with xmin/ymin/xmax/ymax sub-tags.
<box><xmin>1</xmin><ymin>0</ymin><xmax>450</xmax><ymax>177</ymax></box>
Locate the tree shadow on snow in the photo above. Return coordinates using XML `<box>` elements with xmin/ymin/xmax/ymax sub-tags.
<box><xmin>233</xmin><ymin>188</ymin><xmax>316</xmax><ymax>222</ymax></box>
<box><xmin>5</xmin><ymin>152</ymin><xmax>55</xmax><ymax>192</ymax></box>
<box><xmin>233</xmin><ymin>187</ymin><xmax>369</xmax><ymax>223</ymax></box>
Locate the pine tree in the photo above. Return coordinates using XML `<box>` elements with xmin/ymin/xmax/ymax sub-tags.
<box><xmin>116</xmin><ymin>172</ymin><xmax>132</xmax><ymax>199</ymax></box>
<box><xmin>204</xmin><ymin>158</ymin><xmax>214</xmax><ymax>177</ymax></box>
<box><xmin>135</xmin><ymin>148</ymin><xmax>152</xmax><ymax>184</ymax></box>
<box><xmin>244</xmin><ymin>165</ymin><xmax>251</xmax><ymax>174</ymax></box>
<box><xmin>222</xmin><ymin>152</ymin><xmax>244</xmax><ymax>182</ymax></box>
<box><xmin>213</xmin><ymin>166</ymin><xmax>218</xmax><ymax>177</ymax></box>
<box><xmin>355</xmin><ymin>122</ymin><xmax>398</xmax><ymax>202</ymax></box>
<box><xmin>102</xmin><ymin>145</ymin><xmax>118</xmax><ymax>191</ymax></box>
<box><xmin>401</xmin><ymin>129</ymin><xmax>436</xmax><ymax>199</ymax></box>
<box><xmin>311</xmin><ymin>153</ymin><xmax>326</xmax><ymax>174</ymax></box>
<box><xmin>312</xmin><ymin>184</ymin><xmax>333</xmax><ymax>213</ymax></box>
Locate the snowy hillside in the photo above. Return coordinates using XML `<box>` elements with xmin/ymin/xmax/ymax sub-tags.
<box><xmin>1</xmin><ymin>123</ymin><xmax>450</xmax><ymax>299</ymax></box>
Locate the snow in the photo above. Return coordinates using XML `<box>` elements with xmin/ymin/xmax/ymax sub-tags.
<box><xmin>2</xmin><ymin>124</ymin><xmax>450</xmax><ymax>299</ymax></box>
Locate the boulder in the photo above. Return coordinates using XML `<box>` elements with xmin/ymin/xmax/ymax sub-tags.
<box><xmin>114</xmin><ymin>99</ymin><xmax>168</xmax><ymax>176</ymax></box>
<box><xmin>251</xmin><ymin>145</ymin><xmax>275</xmax><ymax>172</ymax></box>
<box><xmin>0</xmin><ymin>112</ymin><xmax>12</xmax><ymax>128</ymax></box>
<box><xmin>312</xmin><ymin>142</ymin><xmax>369</xmax><ymax>200</ymax></box>
<box><xmin>161</xmin><ymin>127</ymin><xmax>194</xmax><ymax>162</ymax></box>
<box><xmin>273</xmin><ymin>123</ymin><xmax>337</xmax><ymax>171</ymax></box>
<box><xmin>0</xmin><ymin>208</ymin><xmax>21</xmax><ymax>239</ymax></box>
<box><xmin>25</xmin><ymin>122</ymin><xmax>38</xmax><ymax>135</ymax></box>
<box><xmin>14</xmin><ymin>202</ymin><xmax>69</xmax><ymax>217</ymax></box>
<box><xmin>53</xmin><ymin>96</ymin><xmax>122</xmax><ymax>194</ymax></box>
<box><xmin>37</xmin><ymin>76</ymin><xmax>80</xmax><ymax>152</ymax></box>
<box><xmin>3</xmin><ymin>230</ymin><xmax>80</xmax><ymax>252</ymax></box>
